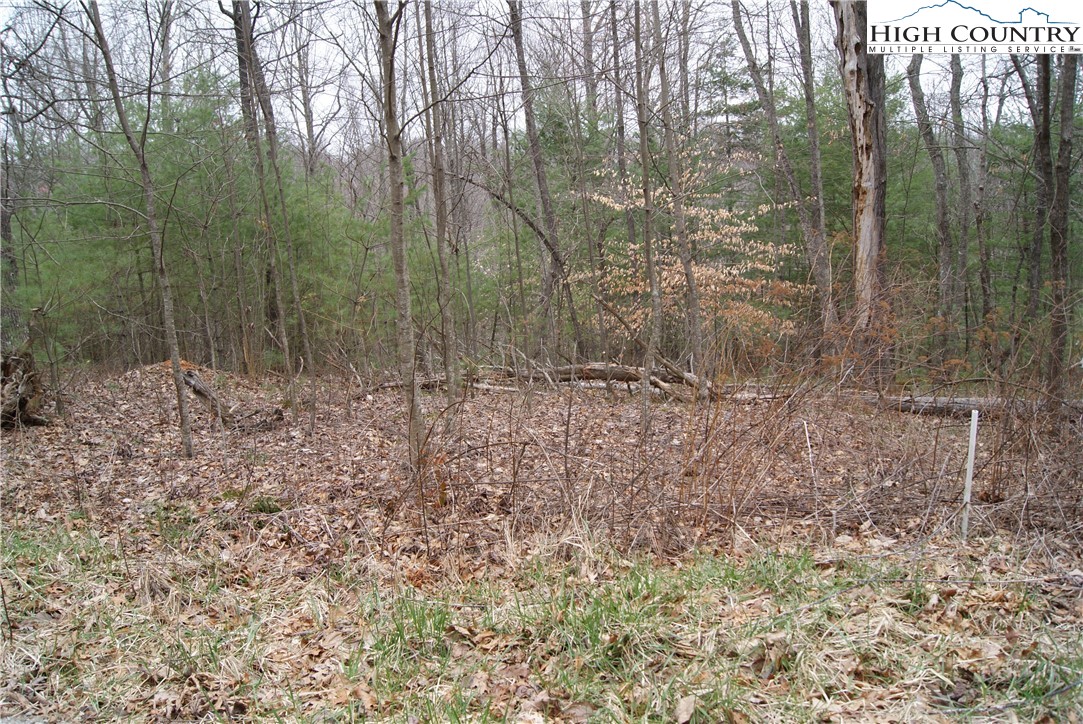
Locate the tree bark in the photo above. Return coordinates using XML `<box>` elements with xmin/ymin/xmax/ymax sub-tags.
<box><xmin>376</xmin><ymin>0</ymin><xmax>424</xmax><ymax>469</ymax></box>
<box><xmin>974</xmin><ymin>56</ymin><xmax>994</xmax><ymax>324</ymax></box>
<box><xmin>948</xmin><ymin>55</ymin><xmax>972</xmax><ymax>329</ymax></box>
<box><xmin>85</xmin><ymin>0</ymin><xmax>193</xmax><ymax>457</ymax></box>
<box><xmin>609</xmin><ymin>1</ymin><xmax>638</xmax><ymax>281</ymax></box>
<box><xmin>1</xmin><ymin>352</ymin><xmax>48</xmax><ymax>427</ymax></box>
<box><xmin>831</xmin><ymin>1</ymin><xmax>888</xmax><ymax>382</ymax></box>
<box><xmin>580</xmin><ymin>0</ymin><xmax>597</xmax><ymax>116</ymax></box>
<box><xmin>634</xmin><ymin>1</ymin><xmax>663</xmax><ymax>438</ymax></box>
<box><xmin>289</xmin><ymin>2</ymin><xmax>320</xmax><ymax>178</ymax></box>
<box><xmin>239</xmin><ymin>1</ymin><xmax>313</xmax><ymax>372</ymax></box>
<box><xmin>1047</xmin><ymin>55</ymin><xmax>1076</xmax><ymax>395</ymax></box>
<box><xmin>422</xmin><ymin>0</ymin><xmax>462</xmax><ymax>403</ymax></box>
<box><xmin>1010</xmin><ymin>55</ymin><xmax>1052</xmax><ymax>322</ymax></box>
<box><xmin>0</xmin><ymin>142</ymin><xmax>21</xmax><ymax>351</ymax></box>
<box><xmin>222</xmin><ymin>1</ymin><xmax>292</xmax><ymax>374</ymax></box>
<box><xmin>790</xmin><ymin>0</ymin><xmax>837</xmax><ymax>344</ymax></box>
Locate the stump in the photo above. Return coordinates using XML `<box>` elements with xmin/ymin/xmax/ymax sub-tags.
<box><xmin>1</xmin><ymin>351</ymin><xmax>49</xmax><ymax>427</ymax></box>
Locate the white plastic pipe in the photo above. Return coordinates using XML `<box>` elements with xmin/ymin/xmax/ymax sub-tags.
<box><xmin>961</xmin><ymin>409</ymin><xmax>979</xmax><ymax>541</ymax></box>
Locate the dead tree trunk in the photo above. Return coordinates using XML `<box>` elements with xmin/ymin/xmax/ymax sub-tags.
<box><xmin>831</xmin><ymin>0</ymin><xmax>889</xmax><ymax>386</ymax></box>
<box><xmin>1</xmin><ymin>352</ymin><xmax>48</xmax><ymax>427</ymax></box>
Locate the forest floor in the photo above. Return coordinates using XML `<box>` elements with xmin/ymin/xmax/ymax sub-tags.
<box><xmin>2</xmin><ymin>361</ymin><xmax>1081</xmax><ymax>722</ymax></box>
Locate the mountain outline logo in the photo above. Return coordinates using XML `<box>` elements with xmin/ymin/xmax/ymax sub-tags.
<box><xmin>868</xmin><ymin>0</ymin><xmax>1083</xmax><ymax>53</ymax></box>
<box><xmin>887</xmin><ymin>0</ymin><xmax>1071</xmax><ymax>25</ymax></box>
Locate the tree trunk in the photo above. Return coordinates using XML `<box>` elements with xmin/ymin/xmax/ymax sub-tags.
<box><xmin>507</xmin><ymin>0</ymin><xmax>584</xmax><ymax>360</ymax></box>
<box><xmin>609</xmin><ymin>1</ymin><xmax>638</xmax><ymax>283</ymax></box>
<box><xmin>634</xmin><ymin>1</ymin><xmax>662</xmax><ymax>439</ymax></box>
<box><xmin>496</xmin><ymin>70</ymin><xmax>527</xmax><ymax>331</ymax></box>
<box><xmin>239</xmin><ymin>1</ymin><xmax>313</xmax><ymax>372</ymax></box>
<box><xmin>790</xmin><ymin>0</ymin><xmax>837</xmax><ymax>346</ymax></box>
<box><xmin>831</xmin><ymin>0</ymin><xmax>888</xmax><ymax>383</ymax></box>
<box><xmin>422</xmin><ymin>0</ymin><xmax>462</xmax><ymax>404</ymax></box>
<box><xmin>948</xmin><ymin>54</ymin><xmax>972</xmax><ymax>331</ymax></box>
<box><xmin>1</xmin><ymin>142</ymin><xmax>21</xmax><ymax>351</ymax></box>
<box><xmin>158</xmin><ymin>1</ymin><xmax>174</xmax><ymax>134</ymax></box>
<box><xmin>974</xmin><ymin>56</ymin><xmax>994</xmax><ymax>324</ymax></box>
<box><xmin>290</xmin><ymin>3</ymin><xmax>320</xmax><ymax>178</ymax></box>
<box><xmin>1010</xmin><ymin>55</ymin><xmax>1052</xmax><ymax>322</ymax></box>
<box><xmin>376</xmin><ymin>0</ymin><xmax>424</xmax><ymax>469</ymax></box>
<box><xmin>86</xmin><ymin>0</ymin><xmax>193</xmax><ymax>458</ymax></box>
<box><xmin>1047</xmin><ymin>55</ymin><xmax>1076</xmax><ymax>395</ymax></box>
<box><xmin>223</xmin><ymin>1</ymin><xmax>292</xmax><ymax>374</ymax></box>
<box><xmin>651</xmin><ymin>0</ymin><xmax>702</xmax><ymax>374</ymax></box>
<box><xmin>735</xmin><ymin>0</ymin><xmax>838</xmax><ymax>347</ymax></box>
<box><xmin>580</xmin><ymin>0</ymin><xmax>597</xmax><ymax>116</ymax></box>
<box><xmin>906</xmin><ymin>54</ymin><xmax>953</xmax><ymax>351</ymax></box>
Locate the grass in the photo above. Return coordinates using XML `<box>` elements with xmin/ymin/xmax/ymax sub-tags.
<box><xmin>3</xmin><ymin>515</ymin><xmax>1080</xmax><ymax>722</ymax></box>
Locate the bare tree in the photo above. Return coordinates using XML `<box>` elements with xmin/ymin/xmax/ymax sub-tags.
<box><xmin>421</xmin><ymin>0</ymin><xmax>461</xmax><ymax>403</ymax></box>
<box><xmin>375</xmin><ymin>0</ymin><xmax>423</xmax><ymax>468</ymax></box>
<box><xmin>239</xmin><ymin>1</ymin><xmax>314</xmax><ymax>372</ymax></box>
<box><xmin>1047</xmin><ymin>55</ymin><xmax>1076</xmax><ymax>395</ymax></box>
<box><xmin>507</xmin><ymin>0</ymin><xmax>583</xmax><ymax>360</ymax></box>
<box><xmin>580</xmin><ymin>0</ymin><xmax>597</xmax><ymax>116</ymax></box>
<box><xmin>651</xmin><ymin>0</ymin><xmax>702</xmax><ymax>373</ymax></box>
<box><xmin>906</xmin><ymin>54</ymin><xmax>954</xmax><ymax>352</ymax></box>
<box><xmin>84</xmin><ymin>0</ymin><xmax>193</xmax><ymax>457</ymax></box>
<box><xmin>0</xmin><ymin>143</ymin><xmax>20</xmax><ymax>351</ymax></box>
<box><xmin>790</xmin><ymin>0</ymin><xmax>837</xmax><ymax>344</ymax></box>
<box><xmin>1010</xmin><ymin>55</ymin><xmax>1053</xmax><ymax>323</ymax></box>
<box><xmin>609</xmin><ymin>0</ymin><xmax>637</xmax><ymax>283</ymax></box>
<box><xmin>222</xmin><ymin>1</ymin><xmax>293</xmax><ymax>374</ymax></box>
<box><xmin>974</xmin><ymin>56</ymin><xmax>995</xmax><ymax>325</ymax></box>
<box><xmin>633</xmin><ymin>1</ymin><xmax>662</xmax><ymax>438</ymax></box>
<box><xmin>734</xmin><ymin>0</ymin><xmax>838</xmax><ymax>348</ymax></box>
<box><xmin>948</xmin><ymin>55</ymin><xmax>972</xmax><ymax>328</ymax></box>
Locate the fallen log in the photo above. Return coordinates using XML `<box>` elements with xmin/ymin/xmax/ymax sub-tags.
<box><xmin>875</xmin><ymin>393</ymin><xmax>1083</xmax><ymax>418</ymax></box>
<box><xmin>484</xmin><ymin>363</ymin><xmax>686</xmax><ymax>399</ymax></box>
<box><xmin>591</xmin><ymin>295</ymin><xmax>713</xmax><ymax>398</ymax></box>
<box><xmin>1</xmin><ymin>351</ymin><xmax>49</xmax><ymax>427</ymax></box>
<box><xmin>366</xmin><ymin>364</ymin><xmax>687</xmax><ymax>399</ymax></box>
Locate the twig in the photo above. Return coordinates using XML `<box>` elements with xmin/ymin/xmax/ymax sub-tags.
<box><xmin>0</xmin><ymin>580</ymin><xmax>13</xmax><ymax>645</ymax></box>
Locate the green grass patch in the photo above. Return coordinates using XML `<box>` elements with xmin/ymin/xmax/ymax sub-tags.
<box><xmin>2</xmin><ymin>518</ymin><xmax>1080</xmax><ymax>722</ymax></box>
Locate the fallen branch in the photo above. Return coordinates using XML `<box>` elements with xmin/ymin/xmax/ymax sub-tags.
<box><xmin>182</xmin><ymin>369</ymin><xmax>234</xmax><ymax>426</ymax></box>
<box><xmin>181</xmin><ymin>369</ymin><xmax>283</xmax><ymax>431</ymax></box>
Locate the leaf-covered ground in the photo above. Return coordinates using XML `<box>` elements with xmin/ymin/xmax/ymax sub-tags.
<box><xmin>2</xmin><ymin>363</ymin><xmax>1081</xmax><ymax>721</ymax></box>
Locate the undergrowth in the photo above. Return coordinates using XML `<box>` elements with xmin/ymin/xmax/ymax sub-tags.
<box><xmin>2</xmin><ymin>516</ymin><xmax>1080</xmax><ymax>721</ymax></box>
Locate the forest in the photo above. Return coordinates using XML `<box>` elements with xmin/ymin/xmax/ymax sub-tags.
<box><xmin>1</xmin><ymin>1</ymin><xmax>1082</xmax><ymax>720</ymax></box>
